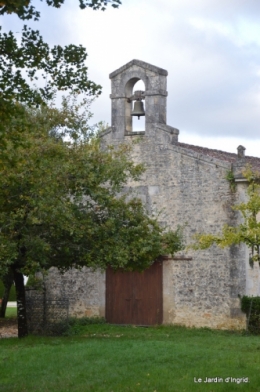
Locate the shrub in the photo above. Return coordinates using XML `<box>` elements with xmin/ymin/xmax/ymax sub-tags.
<box><xmin>241</xmin><ymin>296</ymin><xmax>260</xmax><ymax>334</ymax></box>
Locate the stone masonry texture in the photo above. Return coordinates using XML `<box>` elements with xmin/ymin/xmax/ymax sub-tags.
<box><xmin>30</xmin><ymin>60</ymin><xmax>260</xmax><ymax>330</ymax></box>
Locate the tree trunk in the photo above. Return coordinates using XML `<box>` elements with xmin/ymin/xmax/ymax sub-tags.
<box><xmin>13</xmin><ymin>269</ymin><xmax>28</xmax><ymax>338</ymax></box>
<box><xmin>0</xmin><ymin>270</ymin><xmax>14</xmax><ymax>318</ymax></box>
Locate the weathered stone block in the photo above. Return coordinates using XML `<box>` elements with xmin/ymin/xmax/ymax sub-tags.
<box><xmin>39</xmin><ymin>60</ymin><xmax>260</xmax><ymax>331</ymax></box>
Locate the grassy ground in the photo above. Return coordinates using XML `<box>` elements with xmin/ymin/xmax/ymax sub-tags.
<box><xmin>0</xmin><ymin>323</ymin><xmax>260</xmax><ymax>392</ymax></box>
<box><xmin>5</xmin><ymin>307</ymin><xmax>17</xmax><ymax>318</ymax></box>
<box><xmin>0</xmin><ymin>308</ymin><xmax>17</xmax><ymax>330</ymax></box>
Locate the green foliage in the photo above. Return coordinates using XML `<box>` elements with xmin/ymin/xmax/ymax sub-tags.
<box><xmin>225</xmin><ymin>169</ymin><xmax>236</xmax><ymax>191</ymax></box>
<box><xmin>5</xmin><ymin>306</ymin><xmax>17</xmax><ymax>318</ymax></box>
<box><xmin>0</xmin><ymin>0</ymin><xmax>129</xmax><ymax>335</ymax></box>
<box><xmin>0</xmin><ymin>280</ymin><xmax>16</xmax><ymax>301</ymax></box>
<box><xmin>241</xmin><ymin>296</ymin><xmax>260</xmax><ymax>334</ymax></box>
<box><xmin>161</xmin><ymin>225</ymin><xmax>184</xmax><ymax>256</ymax></box>
<box><xmin>62</xmin><ymin>316</ymin><xmax>106</xmax><ymax>336</ymax></box>
<box><xmin>241</xmin><ymin>295</ymin><xmax>260</xmax><ymax>315</ymax></box>
<box><xmin>0</xmin><ymin>0</ymin><xmax>121</xmax><ymax>144</ymax></box>
<box><xmin>0</xmin><ymin>98</ymin><xmax>184</xmax><ymax>279</ymax></box>
<box><xmin>191</xmin><ymin>166</ymin><xmax>260</xmax><ymax>265</ymax></box>
<box><xmin>95</xmin><ymin>120</ymin><xmax>110</xmax><ymax>136</ymax></box>
<box><xmin>68</xmin><ymin>316</ymin><xmax>106</xmax><ymax>326</ymax></box>
<box><xmin>0</xmin><ymin>23</ymin><xmax>101</xmax><ymax>113</ymax></box>
<box><xmin>0</xmin><ymin>0</ymin><xmax>121</xmax><ymax>21</ymax></box>
<box><xmin>25</xmin><ymin>275</ymin><xmax>42</xmax><ymax>290</ymax></box>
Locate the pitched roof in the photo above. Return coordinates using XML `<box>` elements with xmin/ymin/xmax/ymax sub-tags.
<box><xmin>178</xmin><ymin>142</ymin><xmax>260</xmax><ymax>171</ymax></box>
<box><xmin>109</xmin><ymin>59</ymin><xmax>168</xmax><ymax>79</ymax></box>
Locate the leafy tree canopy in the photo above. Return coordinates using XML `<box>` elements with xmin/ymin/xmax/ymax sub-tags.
<box><xmin>0</xmin><ymin>0</ymin><xmax>121</xmax><ymax>131</ymax></box>
<box><xmin>0</xmin><ymin>0</ymin><xmax>122</xmax><ymax>162</ymax></box>
<box><xmin>0</xmin><ymin>98</ymin><xmax>183</xmax><ymax>335</ymax></box>
<box><xmin>0</xmin><ymin>0</ymin><xmax>121</xmax><ymax>20</ymax></box>
<box><xmin>0</xmin><ymin>102</ymin><xmax>183</xmax><ymax>276</ymax></box>
<box><xmin>0</xmin><ymin>0</ymin><xmax>184</xmax><ymax>337</ymax></box>
<box><xmin>190</xmin><ymin>166</ymin><xmax>260</xmax><ymax>264</ymax></box>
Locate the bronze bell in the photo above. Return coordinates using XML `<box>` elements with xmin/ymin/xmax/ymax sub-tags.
<box><xmin>131</xmin><ymin>100</ymin><xmax>145</xmax><ymax>120</ymax></box>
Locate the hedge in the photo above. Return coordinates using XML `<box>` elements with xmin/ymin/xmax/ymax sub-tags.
<box><xmin>241</xmin><ymin>296</ymin><xmax>260</xmax><ymax>334</ymax></box>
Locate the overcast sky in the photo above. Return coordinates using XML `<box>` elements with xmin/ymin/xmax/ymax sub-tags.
<box><xmin>3</xmin><ymin>0</ymin><xmax>260</xmax><ymax>157</ymax></box>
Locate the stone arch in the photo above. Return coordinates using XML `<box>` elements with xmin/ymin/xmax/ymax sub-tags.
<box><xmin>109</xmin><ymin>59</ymin><xmax>168</xmax><ymax>140</ymax></box>
<box><xmin>125</xmin><ymin>77</ymin><xmax>146</xmax><ymax>132</ymax></box>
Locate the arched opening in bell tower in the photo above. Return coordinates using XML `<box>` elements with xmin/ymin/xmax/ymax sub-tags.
<box><xmin>125</xmin><ymin>78</ymin><xmax>146</xmax><ymax>133</ymax></box>
<box><xmin>132</xmin><ymin>80</ymin><xmax>145</xmax><ymax>132</ymax></box>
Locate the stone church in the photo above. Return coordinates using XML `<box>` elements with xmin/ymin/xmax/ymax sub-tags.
<box><xmin>39</xmin><ymin>60</ymin><xmax>260</xmax><ymax>330</ymax></box>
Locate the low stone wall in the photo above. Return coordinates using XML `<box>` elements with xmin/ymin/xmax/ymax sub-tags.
<box><xmin>44</xmin><ymin>267</ymin><xmax>105</xmax><ymax>318</ymax></box>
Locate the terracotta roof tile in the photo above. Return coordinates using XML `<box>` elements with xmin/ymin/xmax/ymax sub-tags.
<box><xmin>178</xmin><ymin>142</ymin><xmax>260</xmax><ymax>171</ymax></box>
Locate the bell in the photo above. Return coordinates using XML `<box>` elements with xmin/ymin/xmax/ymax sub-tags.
<box><xmin>131</xmin><ymin>100</ymin><xmax>145</xmax><ymax>120</ymax></box>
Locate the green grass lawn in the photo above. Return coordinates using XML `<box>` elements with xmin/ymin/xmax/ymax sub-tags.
<box><xmin>5</xmin><ymin>307</ymin><xmax>17</xmax><ymax>318</ymax></box>
<box><xmin>0</xmin><ymin>323</ymin><xmax>260</xmax><ymax>392</ymax></box>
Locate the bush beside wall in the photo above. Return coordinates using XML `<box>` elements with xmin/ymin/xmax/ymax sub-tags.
<box><xmin>241</xmin><ymin>296</ymin><xmax>260</xmax><ymax>334</ymax></box>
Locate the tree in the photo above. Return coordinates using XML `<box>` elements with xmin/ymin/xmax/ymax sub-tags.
<box><xmin>0</xmin><ymin>0</ymin><xmax>122</xmax><ymax>328</ymax></box>
<box><xmin>0</xmin><ymin>98</ymin><xmax>184</xmax><ymax>337</ymax></box>
<box><xmin>191</xmin><ymin>166</ymin><xmax>260</xmax><ymax>264</ymax></box>
<box><xmin>0</xmin><ymin>270</ymin><xmax>14</xmax><ymax>317</ymax></box>
<box><xmin>0</xmin><ymin>0</ymin><xmax>121</xmax><ymax>144</ymax></box>
<box><xmin>0</xmin><ymin>0</ymin><xmax>183</xmax><ymax>338</ymax></box>
<box><xmin>0</xmin><ymin>0</ymin><xmax>122</xmax><ymax>19</ymax></box>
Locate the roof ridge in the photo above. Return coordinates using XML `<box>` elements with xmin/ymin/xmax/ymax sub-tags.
<box><xmin>109</xmin><ymin>59</ymin><xmax>168</xmax><ymax>79</ymax></box>
<box><xmin>178</xmin><ymin>141</ymin><xmax>260</xmax><ymax>160</ymax></box>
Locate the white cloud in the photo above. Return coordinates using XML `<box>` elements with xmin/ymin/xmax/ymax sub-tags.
<box><xmin>1</xmin><ymin>0</ymin><xmax>260</xmax><ymax>156</ymax></box>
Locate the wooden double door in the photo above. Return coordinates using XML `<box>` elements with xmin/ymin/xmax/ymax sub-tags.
<box><xmin>106</xmin><ymin>261</ymin><xmax>162</xmax><ymax>325</ymax></box>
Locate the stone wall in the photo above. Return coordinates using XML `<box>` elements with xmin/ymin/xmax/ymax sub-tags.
<box><xmin>101</xmin><ymin>125</ymin><xmax>247</xmax><ymax>329</ymax></box>
<box><xmin>41</xmin><ymin>127</ymin><xmax>248</xmax><ymax>327</ymax></box>
<box><xmin>44</xmin><ymin>267</ymin><xmax>105</xmax><ymax>318</ymax></box>
<box><xmin>39</xmin><ymin>60</ymin><xmax>249</xmax><ymax>330</ymax></box>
